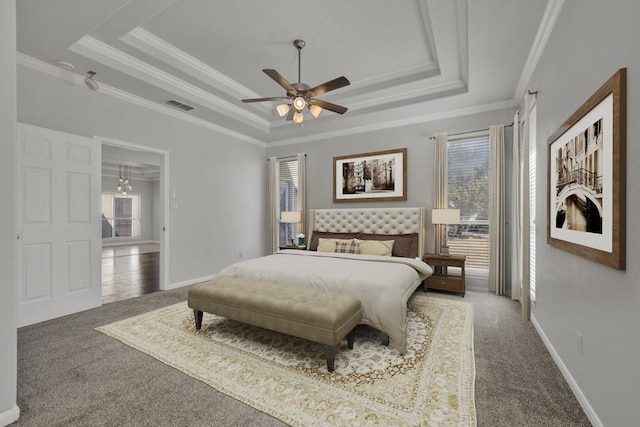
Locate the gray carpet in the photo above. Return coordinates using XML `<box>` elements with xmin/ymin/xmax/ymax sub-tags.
<box><xmin>12</xmin><ymin>287</ymin><xmax>591</xmax><ymax>426</ymax></box>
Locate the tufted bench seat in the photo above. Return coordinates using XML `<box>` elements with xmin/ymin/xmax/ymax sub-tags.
<box><xmin>187</xmin><ymin>276</ymin><xmax>362</xmax><ymax>372</ymax></box>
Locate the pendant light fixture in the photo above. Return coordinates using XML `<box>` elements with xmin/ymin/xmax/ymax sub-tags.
<box><xmin>117</xmin><ymin>165</ymin><xmax>132</xmax><ymax>195</ymax></box>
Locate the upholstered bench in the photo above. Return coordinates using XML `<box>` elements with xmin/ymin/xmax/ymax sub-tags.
<box><xmin>187</xmin><ymin>276</ymin><xmax>362</xmax><ymax>372</ymax></box>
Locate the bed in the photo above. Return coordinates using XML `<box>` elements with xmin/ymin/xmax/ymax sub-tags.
<box><xmin>216</xmin><ymin>207</ymin><xmax>433</xmax><ymax>354</ymax></box>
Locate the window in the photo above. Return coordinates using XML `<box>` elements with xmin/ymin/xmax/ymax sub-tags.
<box><xmin>102</xmin><ymin>193</ymin><xmax>140</xmax><ymax>238</ymax></box>
<box><xmin>278</xmin><ymin>158</ymin><xmax>300</xmax><ymax>246</ymax></box>
<box><xmin>447</xmin><ymin>135</ymin><xmax>490</xmax><ymax>269</ymax></box>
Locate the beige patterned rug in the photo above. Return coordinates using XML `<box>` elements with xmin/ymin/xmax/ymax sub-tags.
<box><xmin>97</xmin><ymin>294</ymin><xmax>476</xmax><ymax>426</ymax></box>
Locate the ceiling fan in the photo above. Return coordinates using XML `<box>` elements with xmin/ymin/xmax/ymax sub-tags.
<box><xmin>242</xmin><ymin>39</ymin><xmax>350</xmax><ymax>124</ymax></box>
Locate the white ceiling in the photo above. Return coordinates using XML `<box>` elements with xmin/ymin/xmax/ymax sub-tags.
<box><xmin>16</xmin><ymin>0</ymin><xmax>555</xmax><ymax>146</ymax></box>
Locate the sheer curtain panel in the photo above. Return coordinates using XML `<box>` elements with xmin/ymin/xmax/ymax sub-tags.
<box><xmin>510</xmin><ymin>111</ymin><xmax>523</xmax><ymax>301</ymax></box>
<box><xmin>433</xmin><ymin>133</ymin><xmax>448</xmax><ymax>254</ymax></box>
<box><xmin>268</xmin><ymin>157</ymin><xmax>279</xmax><ymax>253</ymax></box>
<box><xmin>489</xmin><ymin>125</ymin><xmax>506</xmax><ymax>294</ymax></box>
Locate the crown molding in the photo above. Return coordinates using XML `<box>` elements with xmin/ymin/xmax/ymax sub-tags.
<box><xmin>69</xmin><ymin>36</ymin><xmax>270</xmax><ymax>130</ymax></box>
<box><xmin>121</xmin><ymin>27</ymin><xmax>272</xmax><ymax>117</ymax></box>
<box><xmin>269</xmin><ymin>98</ymin><xmax>517</xmax><ymax>147</ymax></box>
<box><xmin>17</xmin><ymin>53</ymin><xmax>267</xmax><ymax>148</ymax></box>
<box><xmin>513</xmin><ymin>0</ymin><xmax>565</xmax><ymax>102</ymax></box>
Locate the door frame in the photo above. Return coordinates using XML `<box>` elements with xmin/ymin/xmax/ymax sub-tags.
<box><xmin>95</xmin><ymin>135</ymin><xmax>170</xmax><ymax>291</ymax></box>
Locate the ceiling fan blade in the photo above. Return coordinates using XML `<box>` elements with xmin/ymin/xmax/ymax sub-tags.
<box><xmin>263</xmin><ymin>69</ymin><xmax>296</xmax><ymax>93</ymax></box>
<box><xmin>309</xmin><ymin>76</ymin><xmax>350</xmax><ymax>96</ymax></box>
<box><xmin>285</xmin><ymin>107</ymin><xmax>295</xmax><ymax>121</ymax></box>
<box><xmin>309</xmin><ymin>98</ymin><xmax>348</xmax><ymax>114</ymax></box>
<box><xmin>242</xmin><ymin>97</ymin><xmax>290</xmax><ymax>103</ymax></box>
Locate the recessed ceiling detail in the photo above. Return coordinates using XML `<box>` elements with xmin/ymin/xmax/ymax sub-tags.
<box><xmin>17</xmin><ymin>0</ymin><xmax>556</xmax><ymax>145</ymax></box>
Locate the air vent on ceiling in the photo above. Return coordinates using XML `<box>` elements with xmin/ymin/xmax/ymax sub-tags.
<box><xmin>164</xmin><ymin>99</ymin><xmax>195</xmax><ymax>111</ymax></box>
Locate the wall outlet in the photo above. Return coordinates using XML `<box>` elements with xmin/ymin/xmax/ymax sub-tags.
<box><xmin>170</xmin><ymin>201</ymin><xmax>178</xmax><ymax>209</ymax></box>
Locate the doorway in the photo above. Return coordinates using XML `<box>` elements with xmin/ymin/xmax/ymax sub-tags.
<box><xmin>98</xmin><ymin>137</ymin><xmax>169</xmax><ymax>303</ymax></box>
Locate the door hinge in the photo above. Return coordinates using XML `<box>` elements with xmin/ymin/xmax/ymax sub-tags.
<box><xmin>162</xmin><ymin>227</ymin><xmax>166</xmax><ymax>232</ymax></box>
<box><xmin>17</xmin><ymin>233</ymin><xmax>20</xmax><ymax>240</ymax></box>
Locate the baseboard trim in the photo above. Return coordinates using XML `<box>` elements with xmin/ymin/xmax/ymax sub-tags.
<box><xmin>530</xmin><ymin>314</ymin><xmax>603</xmax><ymax>427</ymax></box>
<box><xmin>0</xmin><ymin>405</ymin><xmax>20</xmax><ymax>426</ymax></box>
<box><xmin>166</xmin><ymin>274</ymin><xmax>216</xmax><ymax>290</ymax></box>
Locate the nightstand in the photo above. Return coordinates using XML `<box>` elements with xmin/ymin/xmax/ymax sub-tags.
<box><xmin>422</xmin><ymin>253</ymin><xmax>466</xmax><ymax>297</ymax></box>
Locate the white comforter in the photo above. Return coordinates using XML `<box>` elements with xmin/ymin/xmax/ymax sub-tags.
<box><xmin>216</xmin><ymin>250</ymin><xmax>433</xmax><ymax>353</ymax></box>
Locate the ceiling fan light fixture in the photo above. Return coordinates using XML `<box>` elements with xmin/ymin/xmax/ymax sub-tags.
<box><xmin>293</xmin><ymin>110</ymin><xmax>304</xmax><ymax>124</ymax></box>
<box><xmin>293</xmin><ymin>96</ymin><xmax>306</xmax><ymax>111</ymax></box>
<box><xmin>276</xmin><ymin>103</ymin><xmax>290</xmax><ymax>117</ymax></box>
<box><xmin>309</xmin><ymin>104</ymin><xmax>322</xmax><ymax>118</ymax></box>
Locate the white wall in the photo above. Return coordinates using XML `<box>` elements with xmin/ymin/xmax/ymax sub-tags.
<box><xmin>18</xmin><ymin>66</ymin><xmax>268</xmax><ymax>285</ymax></box>
<box><xmin>267</xmin><ymin>107</ymin><xmax>514</xmax><ymax>262</ymax></box>
<box><xmin>101</xmin><ymin>176</ymin><xmax>157</xmax><ymax>243</ymax></box>
<box><xmin>0</xmin><ymin>1</ymin><xmax>19</xmax><ymax>424</ymax></box>
<box><xmin>527</xmin><ymin>1</ymin><xmax>640</xmax><ymax>425</ymax></box>
<box><xmin>152</xmin><ymin>180</ymin><xmax>161</xmax><ymax>241</ymax></box>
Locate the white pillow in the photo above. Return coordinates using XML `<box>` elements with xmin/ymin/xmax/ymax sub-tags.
<box><xmin>317</xmin><ymin>238</ymin><xmax>354</xmax><ymax>252</ymax></box>
<box><xmin>354</xmin><ymin>238</ymin><xmax>394</xmax><ymax>256</ymax></box>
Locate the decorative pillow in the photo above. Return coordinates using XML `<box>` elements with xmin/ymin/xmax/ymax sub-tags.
<box><xmin>317</xmin><ymin>238</ymin><xmax>354</xmax><ymax>252</ymax></box>
<box><xmin>309</xmin><ymin>231</ymin><xmax>360</xmax><ymax>251</ymax></box>
<box><xmin>357</xmin><ymin>233</ymin><xmax>419</xmax><ymax>258</ymax></box>
<box><xmin>334</xmin><ymin>240</ymin><xmax>360</xmax><ymax>254</ymax></box>
<box><xmin>354</xmin><ymin>238</ymin><xmax>394</xmax><ymax>256</ymax></box>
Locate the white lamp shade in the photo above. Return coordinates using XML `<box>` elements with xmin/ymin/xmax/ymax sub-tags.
<box><xmin>280</xmin><ymin>211</ymin><xmax>301</xmax><ymax>223</ymax></box>
<box><xmin>292</xmin><ymin>111</ymin><xmax>304</xmax><ymax>123</ymax></box>
<box><xmin>276</xmin><ymin>103</ymin><xmax>290</xmax><ymax>117</ymax></box>
<box><xmin>309</xmin><ymin>104</ymin><xmax>322</xmax><ymax>118</ymax></box>
<box><xmin>432</xmin><ymin>209</ymin><xmax>460</xmax><ymax>225</ymax></box>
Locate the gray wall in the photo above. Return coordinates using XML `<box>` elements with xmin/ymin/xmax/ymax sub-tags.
<box><xmin>18</xmin><ymin>66</ymin><xmax>268</xmax><ymax>286</ymax></box>
<box><xmin>267</xmin><ymin>107</ymin><xmax>515</xmax><ymax>257</ymax></box>
<box><xmin>101</xmin><ymin>176</ymin><xmax>157</xmax><ymax>243</ymax></box>
<box><xmin>527</xmin><ymin>1</ymin><xmax>640</xmax><ymax>425</ymax></box>
<box><xmin>0</xmin><ymin>1</ymin><xmax>18</xmax><ymax>424</ymax></box>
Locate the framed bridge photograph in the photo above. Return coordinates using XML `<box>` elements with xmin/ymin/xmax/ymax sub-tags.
<box><xmin>547</xmin><ymin>68</ymin><xmax>626</xmax><ymax>270</ymax></box>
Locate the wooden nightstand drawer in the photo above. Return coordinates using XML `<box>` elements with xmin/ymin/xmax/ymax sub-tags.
<box><xmin>426</xmin><ymin>275</ymin><xmax>463</xmax><ymax>292</ymax></box>
<box><xmin>422</xmin><ymin>253</ymin><xmax>466</xmax><ymax>297</ymax></box>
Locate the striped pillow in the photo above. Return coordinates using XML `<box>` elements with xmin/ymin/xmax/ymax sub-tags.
<box><xmin>334</xmin><ymin>241</ymin><xmax>360</xmax><ymax>254</ymax></box>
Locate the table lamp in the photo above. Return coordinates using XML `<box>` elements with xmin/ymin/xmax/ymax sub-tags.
<box><xmin>432</xmin><ymin>209</ymin><xmax>460</xmax><ymax>256</ymax></box>
<box><xmin>280</xmin><ymin>211</ymin><xmax>301</xmax><ymax>246</ymax></box>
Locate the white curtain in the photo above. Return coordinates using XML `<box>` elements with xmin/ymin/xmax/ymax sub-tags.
<box><xmin>521</xmin><ymin>94</ymin><xmax>533</xmax><ymax>320</ymax></box>
<box><xmin>489</xmin><ymin>125</ymin><xmax>506</xmax><ymax>294</ymax></box>
<box><xmin>296</xmin><ymin>153</ymin><xmax>306</xmax><ymax>238</ymax></box>
<box><xmin>510</xmin><ymin>111</ymin><xmax>522</xmax><ymax>301</ymax></box>
<box><xmin>433</xmin><ymin>133</ymin><xmax>448</xmax><ymax>253</ymax></box>
<box><xmin>268</xmin><ymin>156</ymin><xmax>278</xmax><ymax>253</ymax></box>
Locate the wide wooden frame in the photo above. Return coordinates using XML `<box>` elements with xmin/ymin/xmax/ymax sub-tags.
<box><xmin>546</xmin><ymin>68</ymin><xmax>626</xmax><ymax>270</ymax></box>
<box><xmin>333</xmin><ymin>148</ymin><xmax>407</xmax><ymax>202</ymax></box>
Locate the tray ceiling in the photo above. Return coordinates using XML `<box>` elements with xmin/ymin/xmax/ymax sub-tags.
<box><xmin>17</xmin><ymin>0</ymin><xmax>553</xmax><ymax>146</ymax></box>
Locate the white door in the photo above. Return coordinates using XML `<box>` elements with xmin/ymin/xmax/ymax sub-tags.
<box><xmin>17</xmin><ymin>123</ymin><xmax>101</xmax><ymax>327</ymax></box>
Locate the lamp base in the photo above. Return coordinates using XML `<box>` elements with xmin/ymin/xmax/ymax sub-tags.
<box><xmin>439</xmin><ymin>245</ymin><xmax>451</xmax><ymax>256</ymax></box>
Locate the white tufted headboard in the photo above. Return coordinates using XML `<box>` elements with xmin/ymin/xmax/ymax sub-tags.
<box><xmin>309</xmin><ymin>207</ymin><xmax>425</xmax><ymax>256</ymax></box>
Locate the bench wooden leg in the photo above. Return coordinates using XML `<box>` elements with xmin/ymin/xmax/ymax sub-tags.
<box><xmin>194</xmin><ymin>309</ymin><xmax>203</xmax><ymax>330</ymax></box>
<box><xmin>346</xmin><ymin>328</ymin><xmax>356</xmax><ymax>349</ymax></box>
<box><xmin>326</xmin><ymin>346</ymin><xmax>336</xmax><ymax>372</ymax></box>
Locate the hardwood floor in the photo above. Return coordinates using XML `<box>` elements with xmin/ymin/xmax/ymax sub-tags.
<box><xmin>102</xmin><ymin>243</ymin><xmax>160</xmax><ymax>304</ymax></box>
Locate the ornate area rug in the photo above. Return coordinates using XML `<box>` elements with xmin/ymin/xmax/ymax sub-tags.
<box><xmin>97</xmin><ymin>294</ymin><xmax>475</xmax><ymax>426</ymax></box>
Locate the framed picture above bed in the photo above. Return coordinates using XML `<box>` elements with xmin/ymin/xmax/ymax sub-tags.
<box><xmin>546</xmin><ymin>68</ymin><xmax>626</xmax><ymax>270</ymax></box>
<box><xmin>333</xmin><ymin>147</ymin><xmax>407</xmax><ymax>202</ymax></box>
